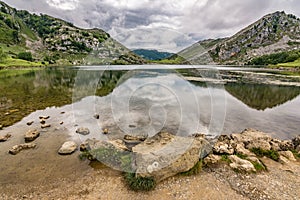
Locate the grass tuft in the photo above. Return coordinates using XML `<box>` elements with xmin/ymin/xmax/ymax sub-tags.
<box><xmin>250</xmin><ymin>148</ymin><xmax>280</xmax><ymax>161</ymax></box>
<box><xmin>124</xmin><ymin>173</ymin><xmax>156</xmax><ymax>191</ymax></box>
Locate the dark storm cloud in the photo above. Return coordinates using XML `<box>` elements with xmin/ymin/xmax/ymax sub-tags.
<box><xmin>2</xmin><ymin>0</ymin><xmax>300</xmax><ymax>52</ymax></box>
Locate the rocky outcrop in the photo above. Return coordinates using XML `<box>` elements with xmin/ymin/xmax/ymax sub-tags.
<box><xmin>58</xmin><ymin>141</ymin><xmax>77</xmax><ymax>155</ymax></box>
<box><xmin>9</xmin><ymin>143</ymin><xmax>37</xmax><ymax>155</ymax></box>
<box><xmin>24</xmin><ymin>130</ymin><xmax>40</xmax><ymax>142</ymax></box>
<box><xmin>76</xmin><ymin>127</ymin><xmax>90</xmax><ymax>135</ymax></box>
<box><xmin>132</xmin><ymin>132</ymin><xmax>211</xmax><ymax>182</ymax></box>
<box><xmin>0</xmin><ymin>134</ymin><xmax>11</xmax><ymax>142</ymax></box>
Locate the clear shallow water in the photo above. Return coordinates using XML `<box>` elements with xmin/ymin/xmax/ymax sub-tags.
<box><xmin>1</xmin><ymin>65</ymin><xmax>300</xmax><ymax>139</ymax></box>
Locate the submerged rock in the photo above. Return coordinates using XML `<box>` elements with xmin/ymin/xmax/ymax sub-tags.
<box><xmin>132</xmin><ymin>132</ymin><xmax>211</xmax><ymax>182</ymax></box>
<box><xmin>39</xmin><ymin>116</ymin><xmax>50</xmax><ymax>120</ymax></box>
<box><xmin>58</xmin><ymin>141</ymin><xmax>77</xmax><ymax>155</ymax></box>
<box><xmin>76</xmin><ymin>127</ymin><xmax>90</xmax><ymax>135</ymax></box>
<box><xmin>0</xmin><ymin>134</ymin><xmax>11</xmax><ymax>142</ymax></box>
<box><xmin>229</xmin><ymin>155</ymin><xmax>256</xmax><ymax>172</ymax></box>
<box><xmin>9</xmin><ymin>143</ymin><xmax>37</xmax><ymax>155</ymax></box>
<box><xmin>41</xmin><ymin>124</ymin><xmax>51</xmax><ymax>129</ymax></box>
<box><xmin>24</xmin><ymin>130</ymin><xmax>40</xmax><ymax>142</ymax></box>
<box><xmin>26</xmin><ymin>121</ymin><xmax>34</xmax><ymax>126</ymax></box>
<box><xmin>102</xmin><ymin>128</ymin><xmax>109</xmax><ymax>135</ymax></box>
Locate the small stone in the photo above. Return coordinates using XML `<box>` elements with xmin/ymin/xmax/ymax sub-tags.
<box><xmin>279</xmin><ymin>151</ymin><xmax>296</xmax><ymax>161</ymax></box>
<box><xmin>93</xmin><ymin>114</ymin><xmax>100</xmax><ymax>119</ymax></box>
<box><xmin>0</xmin><ymin>134</ymin><xmax>11</xmax><ymax>142</ymax></box>
<box><xmin>0</xmin><ymin>125</ymin><xmax>3</xmax><ymax>130</ymax></box>
<box><xmin>24</xmin><ymin>130</ymin><xmax>40</xmax><ymax>142</ymax></box>
<box><xmin>80</xmin><ymin>142</ymin><xmax>88</xmax><ymax>151</ymax></box>
<box><xmin>60</xmin><ymin>121</ymin><xmax>64</xmax><ymax>125</ymax></box>
<box><xmin>102</xmin><ymin>128</ymin><xmax>109</xmax><ymax>135</ymax></box>
<box><xmin>26</xmin><ymin>121</ymin><xmax>34</xmax><ymax>126</ymax></box>
<box><xmin>40</xmin><ymin>119</ymin><xmax>46</xmax><ymax>124</ymax></box>
<box><xmin>58</xmin><ymin>141</ymin><xmax>77</xmax><ymax>155</ymax></box>
<box><xmin>279</xmin><ymin>156</ymin><xmax>290</xmax><ymax>165</ymax></box>
<box><xmin>76</xmin><ymin>127</ymin><xmax>90</xmax><ymax>135</ymax></box>
<box><xmin>39</xmin><ymin>115</ymin><xmax>50</xmax><ymax>120</ymax></box>
<box><xmin>9</xmin><ymin>143</ymin><xmax>37</xmax><ymax>155</ymax></box>
<box><xmin>124</xmin><ymin>134</ymin><xmax>147</xmax><ymax>141</ymax></box>
<box><xmin>60</xmin><ymin>111</ymin><xmax>65</xmax><ymax>114</ymax></box>
<box><xmin>41</xmin><ymin>124</ymin><xmax>51</xmax><ymax>129</ymax></box>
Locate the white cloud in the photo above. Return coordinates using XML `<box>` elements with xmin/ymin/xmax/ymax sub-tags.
<box><xmin>46</xmin><ymin>0</ymin><xmax>79</xmax><ymax>10</ymax></box>
<box><xmin>2</xmin><ymin>0</ymin><xmax>300</xmax><ymax>52</ymax></box>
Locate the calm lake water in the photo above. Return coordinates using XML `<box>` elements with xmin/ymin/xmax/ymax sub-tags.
<box><xmin>1</xmin><ymin>65</ymin><xmax>300</xmax><ymax>139</ymax></box>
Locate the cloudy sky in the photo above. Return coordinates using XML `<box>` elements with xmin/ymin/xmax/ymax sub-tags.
<box><xmin>3</xmin><ymin>0</ymin><xmax>300</xmax><ymax>52</ymax></box>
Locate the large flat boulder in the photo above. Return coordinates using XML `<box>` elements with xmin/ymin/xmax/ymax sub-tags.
<box><xmin>132</xmin><ymin>132</ymin><xmax>210</xmax><ymax>182</ymax></box>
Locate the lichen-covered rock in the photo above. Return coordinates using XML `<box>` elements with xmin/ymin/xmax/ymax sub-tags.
<box><xmin>279</xmin><ymin>151</ymin><xmax>296</xmax><ymax>161</ymax></box>
<box><xmin>58</xmin><ymin>141</ymin><xmax>77</xmax><ymax>155</ymax></box>
<box><xmin>246</xmin><ymin>140</ymin><xmax>272</xmax><ymax>151</ymax></box>
<box><xmin>270</xmin><ymin>139</ymin><xmax>282</xmax><ymax>151</ymax></box>
<box><xmin>9</xmin><ymin>143</ymin><xmax>37</xmax><ymax>155</ymax></box>
<box><xmin>24</xmin><ymin>130</ymin><xmax>40</xmax><ymax>142</ymax></box>
<box><xmin>292</xmin><ymin>136</ymin><xmax>300</xmax><ymax>147</ymax></box>
<box><xmin>234</xmin><ymin>143</ymin><xmax>255</xmax><ymax>156</ymax></box>
<box><xmin>76</xmin><ymin>127</ymin><xmax>90</xmax><ymax>135</ymax></box>
<box><xmin>132</xmin><ymin>132</ymin><xmax>211</xmax><ymax>182</ymax></box>
<box><xmin>231</xmin><ymin>129</ymin><xmax>272</xmax><ymax>144</ymax></box>
<box><xmin>203</xmin><ymin>154</ymin><xmax>221</xmax><ymax>165</ymax></box>
<box><xmin>229</xmin><ymin>155</ymin><xmax>256</xmax><ymax>172</ymax></box>
<box><xmin>213</xmin><ymin>142</ymin><xmax>234</xmax><ymax>155</ymax></box>
<box><xmin>279</xmin><ymin>140</ymin><xmax>294</xmax><ymax>151</ymax></box>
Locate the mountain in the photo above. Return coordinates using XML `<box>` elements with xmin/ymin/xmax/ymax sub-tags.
<box><xmin>176</xmin><ymin>11</ymin><xmax>300</xmax><ymax>65</ymax></box>
<box><xmin>0</xmin><ymin>1</ymin><xmax>145</xmax><ymax>67</ymax></box>
<box><xmin>132</xmin><ymin>49</ymin><xmax>173</xmax><ymax>61</ymax></box>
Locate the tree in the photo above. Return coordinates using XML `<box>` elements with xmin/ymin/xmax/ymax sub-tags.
<box><xmin>17</xmin><ymin>52</ymin><xmax>33</xmax><ymax>61</ymax></box>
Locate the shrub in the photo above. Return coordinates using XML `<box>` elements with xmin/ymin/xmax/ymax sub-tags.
<box><xmin>250</xmin><ymin>148</ymin><xmax>280</xmax><ymax>161</ymax></box>
<box><xmin>124</xmin><ymin>172</ymin><xmax>156</xmax><ymax>191</ymax></box>
<box><xmin>17</xmin><ymin>52</ymin><xmax>33</xmax><ymax>61</ymax></box>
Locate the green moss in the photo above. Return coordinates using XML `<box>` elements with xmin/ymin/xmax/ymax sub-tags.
<box><xmin>252</xmin><ymin>161</ymin><xmax>267</xmax><ymax>172</ymax></box>
<box><xmin>221</xmin><ymin>155</ymin><xmax>231</xmax><ymax>163</ymax></box>
<box><xmin>236</xmin><ymin>153</ymin><xmax>248</xmax><ymax>159</ymax></box>
<box><xmin>181</xmin><ymin>160</ymin><xmax>203</xmax><ymax>176</ymax></box>
<box><xmin>250</xmin><ymin>148</ymin><xmax>280</xmax><ymax>161</ymax></box>
<box><xmin>124</xmin><ymin>172</ymin><xmax>156</xmax><ymax>191</ymax></box>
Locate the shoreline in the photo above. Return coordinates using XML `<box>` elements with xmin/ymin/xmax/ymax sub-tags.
<box><xmin>0</xmin><ymin>112</ymin><xmax>299</xmax><ymax>199</ymax></box>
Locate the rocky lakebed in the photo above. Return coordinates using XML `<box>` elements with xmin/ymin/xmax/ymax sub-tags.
<box><xmin>0</xmin><ymin>109</ymin><xmax>300</xmax><ymax>200</ymax></box>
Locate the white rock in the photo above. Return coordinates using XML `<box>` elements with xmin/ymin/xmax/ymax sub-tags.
<box><xmin>229</xmin><ymin>155</ymin><xmax>256</xmax><ymax>172</ymax></box>
<box><xmin>279</xmin><ymin>151</ymin><xmax>296</xmax><ymax>161</ymax></box>
<box><xmin>58</xmin><ymin>141</ymin><xmax>77</xmax><ymax>155</ymax></box>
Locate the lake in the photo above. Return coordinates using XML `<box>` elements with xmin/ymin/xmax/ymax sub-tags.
<box><xmin>1</xmin><ymin>65</ymin><xmax>300</xmax><ymax>139</ymax></box>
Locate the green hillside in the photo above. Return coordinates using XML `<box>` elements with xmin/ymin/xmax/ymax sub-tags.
<box><xmin>0</xmin><ymin>1</ymin><xmax>145</xmax><ymax>68</ymax></box>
